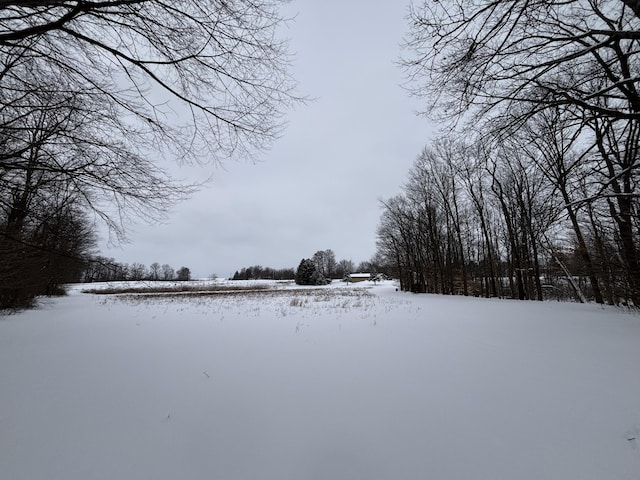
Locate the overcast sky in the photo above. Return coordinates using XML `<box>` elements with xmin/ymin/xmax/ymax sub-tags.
<box><xmin>99</xmin><ymin>0</ymin><xmax>436</xmax><ymax>278</ymax></box>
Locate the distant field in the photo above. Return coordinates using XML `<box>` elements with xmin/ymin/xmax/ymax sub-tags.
<box><xmin>79</xmin><ymin>279</ymin><xmax>373</xmax><ymax>301</ymax></box>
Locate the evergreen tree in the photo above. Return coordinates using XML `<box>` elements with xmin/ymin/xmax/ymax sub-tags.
<box><xmin>176</xmin><ymin>267</ymin><xmax>191</xmax><ymax>281</ymax></box>
<box><xmin>295</xmin><ymin>258</ymin><xmax>326</xmax><ymax>285</ymax></box>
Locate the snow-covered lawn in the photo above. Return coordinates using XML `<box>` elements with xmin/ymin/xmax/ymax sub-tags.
<box><xmin>1</xmin><ymin>280</ymin><xmax>639</xmax><ymax>480</ymax></box>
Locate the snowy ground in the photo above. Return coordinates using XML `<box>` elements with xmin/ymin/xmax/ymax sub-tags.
<box><xmin>1</xmin><ymin>280</ymin><xmax>639</xmax><ymax>480</ymax></box>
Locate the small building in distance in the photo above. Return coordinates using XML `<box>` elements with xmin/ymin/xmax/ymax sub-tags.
<box><xmin>345</xmin><ymin>273</ymin><xmax>371</xmax><ymax>283</ymax></box>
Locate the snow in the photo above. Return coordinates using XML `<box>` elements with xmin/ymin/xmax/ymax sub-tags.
<box><xmin>1</xmin><ymin>280</ymin><xmax>639</xmax><ymax>480</ymax></box>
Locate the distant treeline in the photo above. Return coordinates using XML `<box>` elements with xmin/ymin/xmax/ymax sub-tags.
<box><xmin>82</xmin><ymin>256</ymin><xmax>191</xmax><ymax>283</ymax></box>
<box><xmin>231</xmin><ymin>266</ymin><xmax>295</xmax><ymax>281</ymax></box>
<box><xmin>230</xmin><ymin>250</ymin><xmax>388</xmax><ymax>283</ymax></box>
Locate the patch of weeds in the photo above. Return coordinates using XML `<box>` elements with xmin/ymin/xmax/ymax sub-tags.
<box><xmin>290</xmin><ymin>297</ymin><xmax>306</xmax><ymax>307</ymax></box>
<box><xmin>101</xmin><ymin>284</ymin><xmax>375</xmax><ymax>308</ymax></box>
<box><xmin>83</xmin><ymin>283</ymin><xmax>271</xmax><ymax>295</ymax></box>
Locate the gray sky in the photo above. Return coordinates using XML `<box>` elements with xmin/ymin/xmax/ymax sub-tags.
<box><xmin>99</xmin><ymin>0</ymin><xmax>435</xmax><ymax>278</ymax></box>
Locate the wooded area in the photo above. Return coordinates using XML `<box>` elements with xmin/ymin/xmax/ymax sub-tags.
<box><xmin>378</xmin><ymin>0</ymin><xmax>640</xmax><ymax>305</ymax></box>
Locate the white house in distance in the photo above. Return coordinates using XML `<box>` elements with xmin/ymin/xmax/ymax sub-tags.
<box><xmin>346</xmin><ymin>273</ymin><xmax>371</xmax><ymax>283</ymax></box>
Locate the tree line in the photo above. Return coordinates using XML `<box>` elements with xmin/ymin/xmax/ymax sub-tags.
<box><xmin>232</xmin><ymin>266</ymin><xmax>295</xmax><ymax>281</ymax></box>
<box><xmin>82</xmin><ymin>258</ymin><xmax>191</xmax><ymax>283</ymax></box>
<box><xmin>381</xmin><ymin>0</ymin><xmax>640</xmax><ymax>305</ymax></box>
<box><xmin>293</xmin><ymin>249</ymin><xmax>385</xmax><ymax>285</ymax></box>
<box><xmin>375</xmin><ymin>135</ymin><xmax>625</xmax><ymax>302</ymax></box>
<box><xmin>232</xmin><ymin>250</ymin><xmax>381</xmax><ymax>285</ymax></box>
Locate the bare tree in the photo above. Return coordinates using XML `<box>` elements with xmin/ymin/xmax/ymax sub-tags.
<box><xmin>0</xmin><ymin>84</ymin><xmax>188</xmax><ymax>307</ymax></box>
<box><xmin>377</xmin><ymin>194</ymin><xmax>430</xmax><ymax>293</ymax></box>
<box><xmin>590</xmin><ymin>115</ymin><xmax>640</xmax><ymax>304</ymax></box>
<box><xmin>0</xmin><ymin>1</ymin><xmax>297</xmax><ymax>163</ymax></box>
<box><xmin>411</xmin><ymin>140</ymin><xmax>472</xmax><ymax>295</ymax></box>
<box><xmin>335</xmin><ymin>259</ymin><xmax>355</xmax><ymax>279</ymax></box>
<box><xmin>485</xmin><ymin>142</ymin><xmax>557</xmax><ymax>301</ymax></box>
<box><xmin>149</xmin><ymin>262</ymin><xmax>161</xmax><ymax>281</ymax></box>
<box><xmin>312</xmin><ymin>249</ymin><xmax>336</xmax><ymax>279</ymax></box>
<box><xmin>0</xmin><ymin>199</ymin><xmax>96</xmax><ymax>308</ymax></box>
<box><xmin>509</xmin><ymin>108</ymin><xmax>607</xmax><ymax>303</ymax></box>
<box><xmin>161</xmin><ymin>264</ymin><xmax>175</xmax><ymax>281</ymax></box>
<box><xmin>1</xmin><ymin>1</ymin><xmax>297</xmax><ymax>236</ymax></box>
<box><xmin>0</xmin><ymin>1</ymin><xmax>297</xmax><ymax>307</ymax></box>
<box><xmin>454</xmin><ymin>144</ymin><xmax>503</xmax><ymax>298</ymax></box>
<box><xmin>402</xmin><ymin>1</ymin><xmax>640</xmax><ymax>127</ymax></box>
<box><xmin>129</xmin><ymin>262</ymin><xmax>147</xmax><ymax>281</ymax></box>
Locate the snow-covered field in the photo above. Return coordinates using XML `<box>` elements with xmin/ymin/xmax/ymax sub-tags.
<box><xmin>1</xmin><ymin>280</ymin><xmax>639</xmax><ymax>480</ymax></box>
